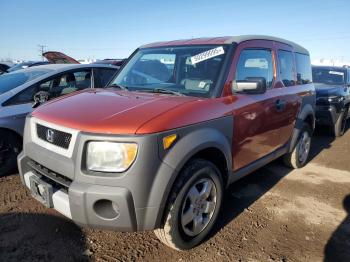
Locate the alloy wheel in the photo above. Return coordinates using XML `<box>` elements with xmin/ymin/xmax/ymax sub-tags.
<box><xmin>298</xmin><ymin>131</ymin><xmax>311</xmax><ymax>164</ymax></box>
<box><xmin>181</xmin><ymin>178</ymin><xmax>217</xmax><ymax>237</ymax></box>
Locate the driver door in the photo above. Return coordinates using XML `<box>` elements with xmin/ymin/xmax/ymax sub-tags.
<box><xmin>226</xmin><ymin>40</ymin><xmax>288</xmax><ymax>171</ymax></box>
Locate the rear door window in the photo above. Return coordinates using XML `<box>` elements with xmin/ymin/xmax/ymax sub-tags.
<box><xmin>295</xmin><ymin>53</ymin><xmax>312</xmax><ymax>85</ymax></box>
<box><xmin>235</xmin><ymin>49</ymin><xmax>274</xmax><ymax>89</ymax></box>
<box><xmin>4</xmin><ymin>69</ymin><xmax>92</xmax><ymax>106</ymax></box>
<box><xmin>278</xmin><ymin>50</ymin><xmax>295</xmax><ymax>87</ymax></box>
<box><xmin>38</xmin><ymin>69</ymin><xmax>92</xmax><ymax>98</ymax></box>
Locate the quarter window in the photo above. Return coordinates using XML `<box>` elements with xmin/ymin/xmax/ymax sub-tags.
<box><xmin>3</xmin><ymin>85</ymin><xmax>37</xmax><ymax>105</ymax></box>
<box><xmin>4</xmin><ymin>70</ymin><xmax>92</xmax><ymax>106</ymax></box>
<box><xmin>278</xmin><ymin>50</ymin><xmax>295</xmax><ymax>87</ymax></box>
<box><xmin>235</xmin><ymin>49</ymin><xmax>274</xmax><ymax>89</ymax></box>
<box><xmin>295</xmin><ymin>53</ymin><xmax>312</xmax><ymax>85</ymax></box>
<box><xmin>94</xmin><ymin>68</ymin><xmax>118</xmax><ymax>87</ymax></box>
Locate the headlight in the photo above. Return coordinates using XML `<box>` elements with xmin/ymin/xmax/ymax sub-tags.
<box><xmin>87</xmin><ymin>142</ymin><xmax>138</xmax><ymax>173</ymax></box>
<box><xmin>328</xmin><ymin>96</ymin><xmax>345</xmax><ymax>103</ymax></box>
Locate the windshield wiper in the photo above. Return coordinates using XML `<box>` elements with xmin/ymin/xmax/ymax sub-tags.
<box><xmin>107</xmin><ymin>84</ymin><xmax>129</xmax><ymax>91</ymax></box>
<box><xmin>143</xmin><ymin>88</ymin><xmax>185</xmax><ymax>96</ymax></box>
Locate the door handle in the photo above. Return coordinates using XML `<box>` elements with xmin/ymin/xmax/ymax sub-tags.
<box><xmin>275</xmin><ymin>99</ymin><xmax>286</xmax><ymax>111</ymax></box>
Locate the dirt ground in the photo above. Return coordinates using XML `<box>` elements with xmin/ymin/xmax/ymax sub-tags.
<box><xmin>0</xmin><ymin>125</ymin><xmax>350</xmax><ymax>262</ymax></box>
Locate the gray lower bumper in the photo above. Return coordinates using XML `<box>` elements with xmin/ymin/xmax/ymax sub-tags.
<box><xmin>18</xmin><ymin>152</ymin><xmax>161</xmax><ymax>232</ymax></box>
<box><xmin>23</xmin><ymin>171</ymin><xmax>72</xmax><ymax>219</ymax></box>
<box><xmin>69</xmin><ymin>182</ymin><xmax>137</xmax><ymax>231</ymax></box>
<box><xmin>21</xmin><ymin>169</ymin><xmax>138</xmax><ymax>231</ymax></box>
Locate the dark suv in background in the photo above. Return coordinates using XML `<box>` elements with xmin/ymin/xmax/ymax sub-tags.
<box><xmin>312</xmin><ymin>66</ymin><xmax>350</xmax><ymax>136</ymax></box>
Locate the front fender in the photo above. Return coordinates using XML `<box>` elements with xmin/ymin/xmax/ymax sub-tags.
<box><xmin>148</xmin><ymin>116</ymin><xmax>233</xmax><ymax>227</ymax></box>
<box><xmin>160</xmin><ymin>125</ymin><xmax>233</xmax><ymax>173</ymax></box>
<box><xmin>288</xmin><ymin>102</ymin><xmax>315</xmax><ymax>152</ymax></box>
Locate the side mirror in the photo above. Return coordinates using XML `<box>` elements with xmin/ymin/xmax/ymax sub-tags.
<box><xmin>232</xmin><ymin>77</ymin><xmax>267</xmax><ymax>94</ymax></box>
<box><xmin>32</xmin><ymin>91</ymin><xmax>50</xmax><ymax>108</ymax></box>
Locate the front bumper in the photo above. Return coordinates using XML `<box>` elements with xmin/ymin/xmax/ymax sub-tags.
<box><xmin>315</xmin><ymin>105</ymin><xmax>340</xmax><ymax>126</ymax></box>
<box><xmin>20</xmin><ymin>155</ymin><xmax>139</xmax><ymax>231</ymax></box>
<box><xmin>17</xmin><ymin>116</ymin><xmax>178</xmax><ymax>231</ymax></box>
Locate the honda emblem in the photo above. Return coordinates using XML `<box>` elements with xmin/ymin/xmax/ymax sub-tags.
<box><xmin>46</xmin><ymin>129</ymin><xmax>55</xmax><ymax>143</ymax></box>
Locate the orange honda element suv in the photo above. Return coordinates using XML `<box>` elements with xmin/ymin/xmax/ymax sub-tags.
<box><xmin>18</xmin><ymin>36</ymin><xmax>315</xmax><ymax>250</ymax></box>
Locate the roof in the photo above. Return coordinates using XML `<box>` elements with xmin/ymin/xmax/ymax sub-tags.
<box><xmin>312</xmin><ymin>65</ymin><xmax>349</xmax><ymax>70</ymax></box>
<box><xmin>15</xmin><ymin>63</ymin><xmax>118</xmax><ymax>72</ymax></box>
<box><xmin>141</xmin><ymin>35</ymin><xmax>309</xmax><ymax>54</ymax></box>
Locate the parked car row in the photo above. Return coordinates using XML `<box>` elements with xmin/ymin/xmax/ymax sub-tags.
<box><xmin>313</xmin><ymin>65</ymin><xmax>350</xmax><ymax>136</ymax></box>
<box><xmin>0</xmin><ymin>64</ymin><xmax>119</xmax><ymax>174</ymax></box>
<box><xmin>0</xmin><ymin>35</ymin><xmax>349</xmax><ymax>250</ymax></box>
<box><xmin>1</xmin><ymin>52</ymin><xmax>123</xmax><ymax>74</ymax></box>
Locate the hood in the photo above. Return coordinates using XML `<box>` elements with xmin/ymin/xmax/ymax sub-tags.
<box><xmin>314</xmin><ymin>83</ymin><xmax>347</xmax><ymax>97</ymax></box>
<box><xmin>32</xmin><ymin>89</ymin><xmax>197</xmax><ymax>134</ymax></box>
<box><xmin>43</xmin><ymin>51</ymin><xmax>80</xmax><ymax>64</ymax></box>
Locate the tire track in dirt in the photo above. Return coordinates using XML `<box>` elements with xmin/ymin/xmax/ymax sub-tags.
<box><xmin>0</xmin><ymin>189</ymin><xmax>29</xmax><ymax>206</ymax></box>
<box><xmin>0</xmin><ymin>176</ymin><xmax>31</xmax><ymax>208</ymax></box>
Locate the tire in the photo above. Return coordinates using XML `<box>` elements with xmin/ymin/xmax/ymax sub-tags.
<box><xmin>283</xmin><ymin>123</ymin><xmax>312</xmax><ymax>169</ymax></box>
<box><xmin>154</xmin><ymin>159</ymin><xmax>223</xmax><ymax>250</ymax></box>
<box><xmin>333</xmin><ymin>108</ymin><xmax>348</xmax><ymax>137</ymax></box>
<box><xmin>0</xmin><ymin>130</ymin><xmax>22</xmax><ymax>176</ymax></box>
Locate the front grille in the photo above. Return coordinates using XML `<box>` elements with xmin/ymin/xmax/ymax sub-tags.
<box><xmin>36</xmin><ymin>124</ymin><xmax>72</xmax><ymax>149</ymax></box>
<box><xmin>28</xmin><ymin>160</ymin><xmax>72</xmax><ymax>190</ymax></box>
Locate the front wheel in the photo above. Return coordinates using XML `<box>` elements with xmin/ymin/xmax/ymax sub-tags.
<box><xmin>154</xmin><ymin>159</ymin><xmax>223</xmax><ymax>250</ymax></box>
<box><xmin>0</xmin><ymin>131</ymin><xmax>22</xmax><ymax>176</ymax></box>
<box><xmin>333</xmin><ymin>109</ymin><xmax>348</xmax><ymax>137</ymax></box>
<box><xmin>283</xmin><ymin>123</ymin><xmax>312</xmax><ymax>169</ymax></box>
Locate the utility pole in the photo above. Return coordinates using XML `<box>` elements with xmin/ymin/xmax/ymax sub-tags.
<box><xmin>38</xmin><ymin>44</ymin><xmax>47</xmax><ymax>61</ymax></box>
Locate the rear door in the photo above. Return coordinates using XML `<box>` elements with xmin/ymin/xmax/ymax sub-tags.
<box><xmin>274</xmin><ymin>43</ymin><xmax>301</xmax><ymax>146</ymax></box>
<box><xmin>224</xmin><ymin>40</ymin><xmax>293</xmax><ymax>171</ymax></box>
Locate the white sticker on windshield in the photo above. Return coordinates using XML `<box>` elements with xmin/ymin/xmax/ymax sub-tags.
<box><xmin>190</xmin><ymin>46</ymin><xmax>225</xmax><ymax>64</ymax></box>
<box><xmin>329</xmin><ymin>71</ymin><xmax>344</xmax><ymax>76</ymax></box>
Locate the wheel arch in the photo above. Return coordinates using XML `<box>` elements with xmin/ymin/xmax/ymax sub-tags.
<box><xmin>0</xmin><ymin>127</ymin><xmax>23</xmax><ymax>141</ymax></box>
<box><xmin>153</xmin><ymin>127</ymin><xmax>233</xmax><ymax>227</ymax></box>
<box><xmin>345</xmin><ymin>102</ymin><xmax>350</xmax><ymax>116</ymax></box>
<box><xmin>288</xmin><ymin>103</ymin><xmax>315</xmax><ymax>152</ymax></box>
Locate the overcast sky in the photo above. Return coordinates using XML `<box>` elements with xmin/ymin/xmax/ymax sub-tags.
<box><xmin>1</xmin><ymin>0</ymin><xmax>349</xmax><ymax>61</ymax></box>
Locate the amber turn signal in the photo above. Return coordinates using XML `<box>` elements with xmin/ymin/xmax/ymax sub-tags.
<box><xmin>163</xmin><ymin>134</ymin><xmax>177</xmax><ymax>150</ymax></box>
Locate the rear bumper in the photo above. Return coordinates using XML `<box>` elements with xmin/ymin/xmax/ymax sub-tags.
<box><xmin>315</xmin><ymin>105</ymin><xmax>339</xmax><ymax>126</ymax></box>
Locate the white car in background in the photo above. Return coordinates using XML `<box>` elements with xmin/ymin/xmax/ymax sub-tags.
<box><xmin>0</xmin><ymin>63</ymin><xmax>118</xmax><ymax>175</ymax></box>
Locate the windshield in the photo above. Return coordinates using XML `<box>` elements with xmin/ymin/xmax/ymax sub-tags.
<box><xmin>0</xmin><ymin>69</ymin><xmax>51</xmax><ymax>95</ymax></box>
<box><xmin>312</xmin><ymin>68</ymin><xmax>346</xmax><ymax>85</ymax></box>
<box><xmin>110</xmin><ymin>45</ymin><xmax>229</xmax><ymax>97</ymax></box>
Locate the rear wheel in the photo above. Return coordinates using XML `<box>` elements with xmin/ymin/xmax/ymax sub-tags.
<box><xmin>0</xmin><ymin>130</ymin><xmax>22</xmax><ymax>176</ymax></box>
<box><xmin>154</xmin><ymin>159</ymin><xmax>223</xmax><ymax>250</ymax></box>
<box><xmin>283</xmin><ymin>123</ymin><xmax>312</xmax><ymax>169</ymax></box>
<box><xmin>333</xmin><ymin>108</ymin><xmax>348</xmax><ymax>137</ymax></box>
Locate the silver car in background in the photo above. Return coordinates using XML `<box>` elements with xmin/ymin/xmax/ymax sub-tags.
<box><xmin>0</xmin><ymin>64</ymin><xmax>118</xmax><ymax>175</ymax></box>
